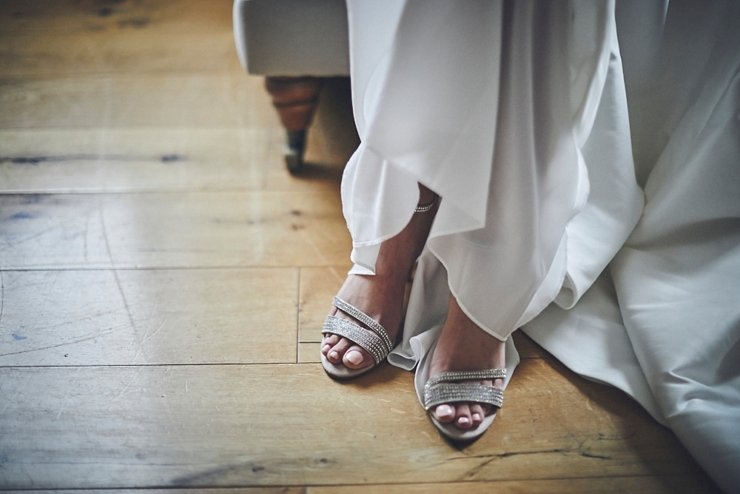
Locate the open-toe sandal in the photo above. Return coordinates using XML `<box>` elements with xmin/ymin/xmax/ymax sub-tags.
<box><xmin>321</xmin><ymin>296</ymin><xmax>394</xmax><ymax>379</ymax></box>
<box><xmin>415</xmin><ymin>340</ymin><xmax>515</xmax><ymax>442</ymax></box>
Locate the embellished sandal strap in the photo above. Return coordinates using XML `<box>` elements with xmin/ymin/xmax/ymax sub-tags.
<box><xmin>423</xmin><ymin>368</ymin><xmax>507</xmax><ymax>411</ymax></box>
<box><xmin>332</xmin><ymin>297</ymin><xmax>394</xmax><ymax>352</ymax></box>
<box><xmin>424</xmin><ymin>382</ymin><xmax>504</xmax><ymax>410</ymax></box>
<box><xmin>426</xmin><ymin>368</ymin><xmax>506</xmax><ymax>388</ymax></box>
<box><xmin>322</xmin><ymin>316</ymin><xmax>390</xmax><ymax>364</ymax></box>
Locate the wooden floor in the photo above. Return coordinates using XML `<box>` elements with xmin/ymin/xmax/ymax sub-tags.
<box><xmin>0</xmin><ymin>1</ymin><xmax>719</xmax><ymax>492</ymax></box>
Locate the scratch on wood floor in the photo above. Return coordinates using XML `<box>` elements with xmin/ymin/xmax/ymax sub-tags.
<box><xmin>0</xmin><ymin>271</ymin><xmax>5</xmax><ymax>329</ymax></box>
<box><xmin>82</xmin><ymin>211</ymin><xmax>92</xmax><ymax>263</ymax></box>
<box><xmin>456</xmin><ymin>448</ymin><xmax>574</xmax><ymax>481</ymax></box>
<box><xmin>299</xmin><ymin>228</ymin><xmax>329</xmax><ymax>265</ymax></box>
<box><xmin>142</xmin><ymin>318</ymin><xmax>166</xmax><ymax>345</ymax></box>
<box><xmin>99</xmin><ymin>206</ymin><xmax>147</xmax><ymax>362</ymax></box>
<box><xmin>460</xmin><ymin>455</ymin><xmax>498</xmax><ymax>480</ymax></box>
<box><xmin>55</xmin><ymin>367</ymin><xmax>84</xmax><ymax>420</ymax></box>
<box><xmin>581</xmin><ymin>451</ymin><xmax>611</xmax><ymax>460</ymax></box>
<box><xmin>0</xmin><ymin>222</ymin><xmax>60</xmax><ymax>251</ymax></box>
<box><xmin>0</xmin><ymin>330</ymin><xmax>116</xmax><ymax>358</ymax></box>
<box><xmin>109</xmin><ymin>366</ymin><xmax>145</xmax><ymax>403</ymax></box>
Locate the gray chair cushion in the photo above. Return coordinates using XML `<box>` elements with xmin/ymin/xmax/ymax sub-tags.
<box><xmin>233</xmin><ymin>0</ymin><xmax>350</xmax><ymax>76</ymax></box>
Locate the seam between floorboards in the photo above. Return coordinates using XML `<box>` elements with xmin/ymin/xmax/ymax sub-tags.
<box><xmin>296</xmin><ymin>267</ymin><xmax>302</xmax><ymax>364</ymax></box>
<box><xmin>0</xmin><ymin>362</ymin><xmax>320</xmax><ymax>369</ymax></box>
<box><xmin>0</xmin><ymin>266</ymin><xmax>351</xmax><ymax>272</ymax></box>
<box><xmin>0</xmin><ymin>473</ymin><xmax>712</xmax><ymax>492</ymax></box>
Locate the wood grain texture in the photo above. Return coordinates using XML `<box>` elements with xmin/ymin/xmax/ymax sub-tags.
<box><xmin>0</xmin><ymin>0</ymin><xmax>233</xmax><ymax>36</ymax></box>
<box><xmin>0</xmin><ymin>362</ymin><xmax>711</xmax><ymax>490</ymax></box>
<box><xmin>0</xmin><ymin>268</ymin><xmax>298</xmax><ymax>366</ymax></box>
<box><xmin>298</xmin><ymin>267</ymin><xmax>348</xmax><ymax>344</ymax></box>
<box><xmin>0</xmin><ymin>0</ymin><xmax>719</xmax><ymax>492</ymax></box>
<box><xmin>2</xmin><ymin>491</ymin><xmax>302</xmax><ymax>494</ymax></box>
<box><xmin>0</xmin><ymin>74</ymin><xmax>275</xmax><ymax>129</ymax></box>
<box><xmin>298</xmin><ymin>342</ymin><xmax>321</xmax><ymax>364</ymax></box>
<box><xmin>0</xmin><ymin>31</ymin><xmax>238</xmax><ymax>76</ymax></box>
<box><xmin>0</xmin><ymin>0</ymin><xmax>236</xmax><ymax>76</ymax></box>
<box><xmin>0</xmin><ymin>128</ymin><xmax>349</xmax><ymax>194</ymax></box>
<box><xmin>0</xmin><ymin>190</ymin><xmax>349</xmax><ymax>269</ymax></box>
<box><xmin>0</xmin><ymin>128</ymin><xmax>279</xmax><ymax>193</ymax></box>
<box><xmin>308</xmin><ymin>476</ymin><xmax>718</xmax><ymax>494</ymax></box>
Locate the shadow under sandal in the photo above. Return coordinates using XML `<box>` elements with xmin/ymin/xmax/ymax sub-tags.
<box><xmin>423</xmin><ymin>368</ymin><xmax>506</xmax><ymax>442</ymax></box>
<box><xmin>321</xmin><ymin>296</ymin><xmax>394</xmax><ymax>379</ymax></box>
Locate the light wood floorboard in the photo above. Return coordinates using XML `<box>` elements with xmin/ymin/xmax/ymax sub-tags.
<box><xmin>0</xmin><ymin>190</ymin><xmax>349</xmax><ymax>269</ymax></box>
<box><xmin>0</xmin><ymin>268</ymin><xmax>298</xmax><ymax>366</ymax></box>
<box><xmin>0</xmin><ymin>362</ymin><xmax>708</xmax><ymax>489</ymax></box>
<box><xmin>0</xmin><ymin>128</ymin><xmax>284</xmax><ymax>193</ymax></box>
<box><xmin>308</xmin><ymin>476</ymin><xmax>719</xmax><ymax>494</ymax></box>
<box><xmin>0</xmin><ymin>74</ymin><xmax>275</xmax><ymax>129</ymax></box>
<box><xmin>0</xmin><ymin>490</ymin><xmax>302</xmax><ymax>494</ymax></box>
<box><xmin>0</xmin><ymin>0</ymin><xmax>719</xmax><ymax>492</ymax></box>
<box><xmin>0</xmin><ymin>0</ymin><xmax>233</xmax><ymax>36</ymax></box>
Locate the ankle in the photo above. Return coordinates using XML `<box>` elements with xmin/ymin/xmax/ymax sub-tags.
<box><xmin>418</xmin><ymin>185</ymin><xmax>437</xmax><ymax>206</ymax></box>
<box><xmin>356</xmin><ymin>269</ymin><xmax>408</xmax><ymax>293</ymax></box>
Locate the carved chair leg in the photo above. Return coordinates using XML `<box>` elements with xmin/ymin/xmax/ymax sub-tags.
<box><xmin>264</xmin><ymin>76</ymin><xmax>323</xmax><ymax>174</ymax></box>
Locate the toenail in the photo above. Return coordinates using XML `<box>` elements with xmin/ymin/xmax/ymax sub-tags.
<box><xmin>329</xmin><ymin>351</ymin><xmax>339</xmax><ymax>360</ymax></box>
<box><xmin>458</xmin><ymin>417</ymin><xmax>470</xmax><ymax>426</ymax></box>
<box><xmin>322</xmin><ymin>344</ymin><xmax>331</xmax><ymax>353</ymax></box>
<box><xmin>345</xmin><ymin>350</ymin><xmax>364</xmax><ymax>366</ymax></box>
<box><xmin>436</xmin><ymin>405</ymin><xmax>454</xmax><ymax>417</ymax></box>
<box><xmin>472</xmin><ymin>413</ymin><xmax>481</xmax><ymax>422</ymax></box>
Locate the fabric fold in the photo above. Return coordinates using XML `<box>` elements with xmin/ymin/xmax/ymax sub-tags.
<box><xmin>343</xmin><ymin>1</ymin><xmax>740</xmax><ymax>491</ymax></box>
<box><xmin>345</xmin><ymin>0</ymin><xmax>629</xmax><ymax>341</ymax></box>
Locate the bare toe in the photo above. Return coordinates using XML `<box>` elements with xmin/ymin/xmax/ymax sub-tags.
<box><xmin>433</xmin><ymin>404</ymin><xmax>456</xmax><ymax>424</ymax></box>
<box><xmin>321</xmin><ymin>334</ymin><xmax>340</xmax><ymax>355</ymax></box>
<box><xmin>343</xmin><ymin>344</ymin><xmax>373</xmax><ymax>369</ymax></box>
<box><xmin>425</xmin><ymin>296</ymin><xmax>508</xmax><ymax>435</ymax></box>
<box><xmin>327</xmin><ymin>337</ymin><xmax>352</xmax><ymax>364</ymax></box>
<box><xmin>470</xmin><ymin>403</ymin><xmax>486</xmax><ymax>426</ymax></box>
<box><xmin>455</xmin><ymin>403</ymin><xmax>473</xmax><ymax>430</ymax></box>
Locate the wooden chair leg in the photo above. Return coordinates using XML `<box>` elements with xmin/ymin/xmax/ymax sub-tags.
<box><xmin>264</xmin><ymin>76</ymin><xmax>323</xmax><ymax>174</ymax></box>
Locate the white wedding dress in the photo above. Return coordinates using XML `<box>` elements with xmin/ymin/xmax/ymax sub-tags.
<box><xmin>341</xmin><ymin>1</ymin><xmax>740</xmax><ymax>491</ymax></box>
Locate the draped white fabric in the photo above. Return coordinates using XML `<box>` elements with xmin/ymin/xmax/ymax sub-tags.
<box><xmin>343</xmin><ymin>1</ymin><xmax>740</xmax><ymax>491</ymax></box>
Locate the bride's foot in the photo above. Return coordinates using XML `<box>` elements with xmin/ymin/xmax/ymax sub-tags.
<box><xmin>321</xmin><ymin>186</ymin><xmax>438</xmax><ymax>373</ymax></box>
<box><xmin>429</xmin><ymin>297</ymin><xmax>507</xmax><ymax>431</ymax></box>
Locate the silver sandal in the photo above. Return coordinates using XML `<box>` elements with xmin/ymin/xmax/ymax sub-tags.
<box><xmin>424</xmin><ymin>368</ymin><xmax>506</xmax><ymax>441</ymax></box>
<box><xmin>321</xmin><ymin>196</ymin><xmax>438</xmax><ymax>379</ymax></box>
<box><xmin>321</xmin><ymin>297</ymin><xmax>394</xmax><ymax>379</ymax></box>
<box><xmin>415</xmin><ymin>338</ymin><xmax>516</xmax><ymax>442</ymax></box>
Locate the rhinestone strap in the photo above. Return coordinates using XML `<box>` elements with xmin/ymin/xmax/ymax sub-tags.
<box><xmin>322</xmin><ymin>316</ymin><xmax>389</xmax><ymax>364</ymax></box>
<box><xmin>423</xmin><ymin>368</ymin><xmax>506</xmax><ymax>410</ymax></box>
<box><xmin>426</xmin><ymin>369</ymin><xmax>506</xmax><ymax>388</ymax></box>
<box><xmin>414</xmin><ymin>197</ymin><xmax>438</xmax><ymax>213</ymax></box>
<box><xmin>332</xmin><ymin>297</ymin><xmax>394</xmax><ymax>353</ymax></box>
<box><xmin>424</xmin><ymin>382</ymin><xmax>504</xmax><ymax>410</ymax></box>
